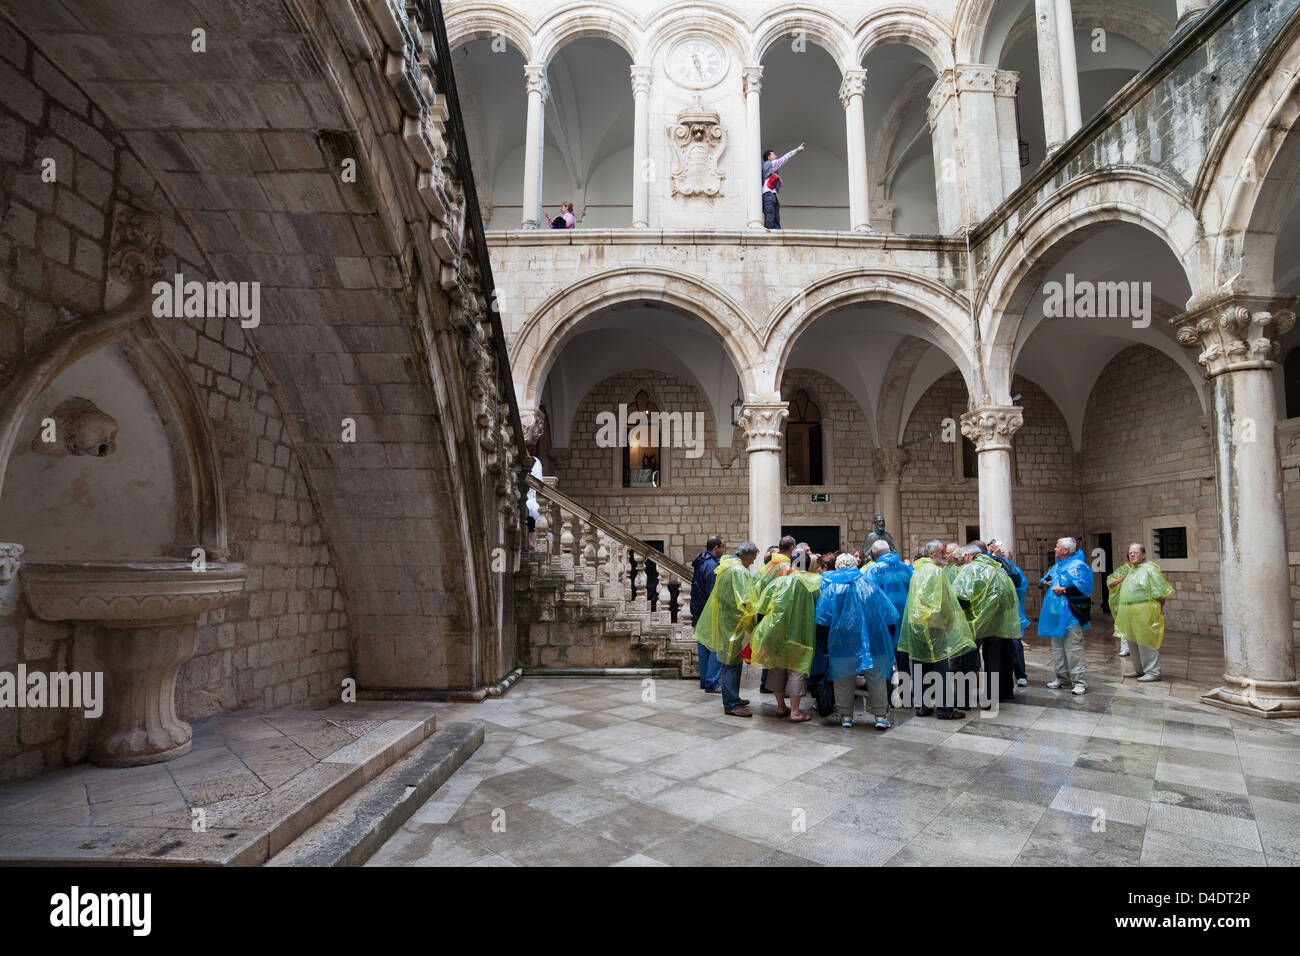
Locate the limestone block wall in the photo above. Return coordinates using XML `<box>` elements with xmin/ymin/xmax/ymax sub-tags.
<box><xmin>1079</xmin><ymin>346</ymin><xmax>1220</xmax><ymax>637</ymax></box>
<box><xmin>0</xmin><ymin>25</ymin><xmax>350</xmax><ymax>782</ymax></box>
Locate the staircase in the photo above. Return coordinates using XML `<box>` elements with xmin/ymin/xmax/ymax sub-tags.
<box><xmin>516</xmin><ymin>475</ymin><xmax>699</xmax><ymax>678</ymax></box>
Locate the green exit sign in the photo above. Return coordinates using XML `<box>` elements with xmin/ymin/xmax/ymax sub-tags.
<box><xmin>810</xmin><ymin>493</ymin><xmax>831</xmax><ymax>503</ymax></box>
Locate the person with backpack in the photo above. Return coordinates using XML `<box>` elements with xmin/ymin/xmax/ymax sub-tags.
<box><xmin>1039</xmin><ymin>537</ymin><xmax>1094</xmax><ymax>695</ymax></box>
<box><xmin>690</xmin><ymin>535</ymin><xmax>726</xmax><ymax>694</ymax></box>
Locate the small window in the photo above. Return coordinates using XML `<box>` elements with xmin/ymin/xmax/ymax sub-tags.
<box><xmin>785</xmin><ymin>389</ymin><xmax>823</xmax><ymax>486</ymax></box>
<box><xmin>621</xmin><ymin>390</ymin><xmax>660</xmax><ymax>488</ymax></box>
<box><xmin>1153</xmin><ymin>526</ymin><xmax>1188</xmax><ymax>561</ymax></box>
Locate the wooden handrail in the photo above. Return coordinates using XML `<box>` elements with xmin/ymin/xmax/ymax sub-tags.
<box><xmin>526</xmin><ymin>473</ymin><xmax>692</xmax><ymax>582</ymax></box>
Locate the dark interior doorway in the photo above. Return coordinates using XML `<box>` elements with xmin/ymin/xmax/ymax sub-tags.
<box><xmin>781</xmin><ymin>525</ymin><xmax>839</xmax><ymax>554</ymax></box>
<box><xmin>1094</xmin><ymin>532</ymin><xmax>1113</xmax><ymax>614</ymax></box>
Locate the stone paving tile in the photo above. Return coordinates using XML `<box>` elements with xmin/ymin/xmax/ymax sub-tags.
<box><xmin>1243</xmin><ymin>774</ymin><xmax>1300</xmax><ymax>803</ymax></box>
<box><xmin>641</xmin><ymin>823</ymin><xmax>770</xmax><ymax>866</ymax></box>
<box><xmin>526</xmin><ymin>783</ymin><xmax>629</xmax><ymax>825</ymax></box>
<box><xmin>645</xmin><ymin>784</ymin><xmax>743</xmax><ymax>823</ymax></box>
<box><xmin>1014</xmin><ymin>807</ymin><xmax>1145</xmax><ymax>867</ymax></box>
<box><xmin>1144</xmin><ymin>802</ymin><xmax>1261</xmax><ymax>852</ymax></box>
<box><xmin>1139</xmin><ymin>828</ymin><xmax>1265</xmax><ymax>867</ymax></box>
<box><xmin>785</xmin><ymin>820</ymin><xmax>904</xmax><ymax>865</ymax></box>
<box><xmin>596</xmin><ymin>767</ymin><xmax>679</xmax><ymax>802</ymax></box>
<box><xmin>584</xmin><ymin>803</ymin><xmax>694</xmax><ymax>853</ymax></box>
<box><xmin>695</xmin><ymin>767</ymin><xmax>785</xmax><ymax>800</ymax></box>
<box><xmin>1065</xmin><ymin>766</ymin><xmax>1155</xmax><ymax>800</ymax></box>
<box><xmin>1050</xmin><ymin>785</ymin><xmax>1151</xmax><ymax>827</ymax></box>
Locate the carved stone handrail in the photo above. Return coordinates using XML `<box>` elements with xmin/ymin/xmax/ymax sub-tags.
<box><xmin>525</xmin><ymin>474</ymin><xmax>690</xmax><ymax>582</ymax></box>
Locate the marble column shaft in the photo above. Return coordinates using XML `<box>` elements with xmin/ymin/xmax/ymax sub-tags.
<box><xmin>744</xmin><ymin>66</ymin><xmax>763</xmax><ymax>229</ymax></box>
<box><xmin>521</xmin><ymin>63</ymin><xmax>548</xmax><ymax>228</ymax></box>
<box><xmin>740</xmin><ymin>402</ymin><xmax>789</xmax><ymax>549</ymax></box>
<box><xmin>631</xmin><ymin>66</ymin><xmax>651</xmax><ymax>228</ymax></box>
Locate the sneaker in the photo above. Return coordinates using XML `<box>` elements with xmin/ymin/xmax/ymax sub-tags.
<box><xmin>874</xmin><ymin>716</ymin><xmax>890</xmax><ymax>730</ymax></box>
<box><xmin>1071</xmin><ymin>682</ymin><xmax>1087</xmax><ymax>695</ymax></box>
<box><xmin>1016</xmin><ymin>677</ymin><xmax>1028</xmax><ymax>687</ymax></box>
<box><xmin>1136</xmin><ymin>673</ymin><xmax>1161</xmax><ymax>682</ymax></box>
<box><xmin>1118</xmin><ymin>639</ymin><xmax>1131</xmax><ymax>657</ymax></box>
<box><xmin>841</xmin><ymin>716</ymin><xmax>854</xmax><ymax>728</ymax></box>
<box><xmin>1046</xmin><ymin>679</ymin><xmax>1065</xmax><ymax>689</ymax></box>
<box><xmin>725</xmin><ymin>706</ymin><xmax>752</xmax><ymax>717</ymax></box>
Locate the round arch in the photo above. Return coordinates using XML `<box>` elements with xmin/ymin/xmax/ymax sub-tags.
<box><xmin>512</xmin><ymin>267</ymin><xmax>762</xmax><ymax>406</ymax></box>
<box><xmin>751</xmin><ymin>7</ymin><xmax>856</xmax><ymax>69</ymax></box>
<box><xmin>854</xmin><ymin>6</ymin><xmax>955</xmax><ymax>75</ymax></box>
<box><xmin>952</xmin><ymin>0</ymin><xmax>1003</xmax><ymax>65</ymax></box>
<box><xmin>444</xmin><ymin>3</ymin><xmax>536</xmax><ymax>61</ymax></box>
<box><xmin>766</xmin><ymin>269</ymin><xmax>979</xmax><ymax>396</ymax></box>
<box><xmin>1197</xmin><ymin>15</ymin><xmax>1300</xmax><ymax>289</ymax></box>
<box><xmin>642</xmin><ymin>1</ymin><xmax>751</xmax><ymax>65</ymax></box>
<box><xmin>978</xmin><ymin>170</ymin><xmax>1208</xmax><ymax>397</ymax></box>
<box><xmin>533</xmin><ymin>3</ymin><xmax>643</xmax><ymax>63</ymax></box>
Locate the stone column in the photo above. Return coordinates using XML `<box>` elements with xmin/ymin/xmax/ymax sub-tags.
<box><xmin>929</xmin><ymin>66</ymin><xmax>1005</xmax><ymax>229</ymax></box>
<box><xmin>739</xmin><ymin>402</ymin><xmax>789</xmax><ymax>549</ymax></box>
<box><xmin>1034</xmin><ymin>0</ymin><xmax>1067</xmax><ymax>154</ymax></box>
<box><xmin>521</xmin><ymin>63</ymin><xmax>548</xmax><ymax>228</ymax></box>
<box><xmin>1176</xmin><ymin>0</ymin><xmax>1212</xmax><ymax>24</ymax></box>
<box><xmin>630</xmin><ymin>66</ymin><xmax>651</xmax><ymax>228</ymax></box>
<box><xmin>992</xmin><ymin>69</ymin><xmax>1022</xmax><ymax>197</ymax></box>
<box><xmin>743</xmin><ymin>66</ymin><xmax>764</xmax><ymax>229</ymax></box>
<box><xmin>960</xmin><ymin>405</ymin><xmax>1024</xmax><ymax>547</ymax></box>
<box><xmin>927</xmin><ymin>72</ymin><xmax>962</xmax><ymax>234</ymax></box>
<box><xmin>840</xmin><ymin>69</ymin><xmax>871</xmax><ymax>232</ymax></box>
<box><xmin>1174</xmin><ymin>292</ymin><xmax>1300</xmax><ymax>717</ymax></box>
<box><xmin>1055</xmin><ymin>0</ymin><xmax>1082</xmax><ymax>138</ymax></box>
<box><xmin>874</xmin><ymin>448</ymin><xmax>908</xmax><ymax>550</ymax></box>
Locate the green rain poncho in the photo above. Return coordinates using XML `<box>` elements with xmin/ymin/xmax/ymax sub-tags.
<box><xmin>750</xmin><ymin>571</ymin><xmax>821</xmax><ymax>674</ymax></box>
<box><xmin>953</xmin><ymin>553</ymin><xmax>1022</xmax><ymax>639</ymax></box>
<box><xmin>1107</xmin><ymin>561</ymin><xmax>1174</xmax><ymax>649</ymax></box>
<box><xmin>898</xmin><ymin>557</ymin><xmax>976</xmax><ymax>663</ymax></box>
<box><xmin>695</xmin><ymin>554</ymin><xmax>759</xmax><ymax>665</ymax></box>
<box><xmin>754</xmin><ymin>554</ymin><xmax>793</xmax><ymax>602</ymax></box>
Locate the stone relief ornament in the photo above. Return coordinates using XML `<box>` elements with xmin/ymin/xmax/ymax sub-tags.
<box><xmin>0</xmin><ymin>542</ymin><xmax>22</xmax><ymax>583</ymax></box>
<box><xmin>667</xmin><ymin>101</ymin><xmax>726</xmax><ymax>198</ymax></box>
<box><xmin>31</xmin><ymin>397</ymin><xmax>119</xmax><ymax>457</ymax></box>
<box><xmin>959</xmin><ymin>406</ymin><xmax>1024</xmax><ymax>452</ymax></box>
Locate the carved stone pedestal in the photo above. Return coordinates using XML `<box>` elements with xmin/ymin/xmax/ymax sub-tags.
<box><xmin>21</xmin><ymin>560</ymin><xmax>248</xmax><ymax>766</ymax></box>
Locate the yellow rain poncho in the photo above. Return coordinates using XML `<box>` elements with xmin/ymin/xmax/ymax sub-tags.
<box><xmin>898</xmin><ymin>557</ymin><xmax>976</xmax><ymax>663</ymax></box>
<box><xmin>1107</xmin><ymin>561</ymin><xmax>1174</xmax><ymax>649</ymax></box>
<box><xmin>953</xmin><ymin>554</ymin><xmax>1022</xmax><ymax>639</ymax></box>
<box><xmin>750</xmin><ymin>571</ymin><xmax>821</xmax><ymax>674</ymax></box>
<box><xmin>755</xmin><ymin>553</ymin><xmax>792</xmax><ymax>602</ymax></box>
<box><xmin>695</xmin><ymin>554</ymin><xmax>759</xmax><ymax>665</ymax></box>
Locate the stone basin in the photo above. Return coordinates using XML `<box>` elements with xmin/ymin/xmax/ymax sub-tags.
<box><xmin>21</xmin><ymin>559</ymin><xmax>248</xmax><ymax>767</ymax></box>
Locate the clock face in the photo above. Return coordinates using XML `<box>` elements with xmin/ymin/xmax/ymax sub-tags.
<box><xmin>668</xmin><ymin>38</ymin><xmax>725</xmax><ymax>89</ymax></box>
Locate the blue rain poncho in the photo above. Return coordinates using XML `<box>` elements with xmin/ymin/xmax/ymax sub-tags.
<box><xmin>750</xmin><ymin>571</ymin><xmax>821</xmax><ymax>674</ymax></box>
<box><xmin>1037</xmin><ymin>549</ymin><xmax>1094</xmax><ymax>639</ymax></box>
<box><xmin>1008</xmin><ymin>560</ymin><xmax>1030</xmax><ymax>634</ymax></box>
<box><xmin>813</xmin><ymin>567</ymin><xmax>899</xmax><ymax>680</ymax></box>
<box><xmin>694</xmin><ymin>554</ymin><xmax>758</xmax><ymax>665</ymax></box>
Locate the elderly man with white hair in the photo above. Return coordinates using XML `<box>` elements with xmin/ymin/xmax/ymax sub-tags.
<box><xmin>1038</xmin><ymin>536</ymin><xmax>1094</xmax><ymax>695</ymax></box>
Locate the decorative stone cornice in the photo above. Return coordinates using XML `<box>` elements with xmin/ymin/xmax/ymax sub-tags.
<box><xmin>630</xmin><ymin>65</ymin><xmax>651</xmax><ymax>96</ymax></box>
<box><xmin>838</xmin><ymin>69</ymin><xmax>866</xmax><ymax>109</ymax></box>
<box><xmin>993</xmin><ymin>68</ymin><xmax>1020</xmax><ymax>98</ymax></box>
<box><xmin>524</xmin><ymin>63</ymin><xmax>549</xmax><ymax>101</ymax></box>
<box><xmin>874</xmin><ymin>446</ymin><xmax>908</xmax><ymax>483</ymax></box>
<box><xmin>0</xmin><ymin>543</ymin><xmax>22</xmax><ymax>583</ymax></box>
<box><xmin>960</xmin><ymin>405</ymin><xmax>1024</xmax><ymax>452</ymax></box>
<box><xmin>742</xmin><ymin>65</ymin><xmax>763</xmax><ymax>96</ymax></box>
<box><xmin>738</xmin><ymin>402</ymin><xmax>789</xmax><ymax>453</ymax></box>
<box><xmin>1172</xmin><ymin>291</ymin><xmax>1297</xmax><ymax>377</ymax></box>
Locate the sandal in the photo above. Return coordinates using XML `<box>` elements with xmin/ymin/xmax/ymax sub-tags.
<box><xmin>788</xmin><ymin>712</ymin><xmax>811</xmax><ymax>723</ymax></box>
<box><xmin>774</xmin><ymin>707</ymin><xmax>791</xmax><ymax>718</ymax></box>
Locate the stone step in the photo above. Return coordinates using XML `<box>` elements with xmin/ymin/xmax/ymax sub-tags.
<box><xmin>265</xmin><ymin>721</ymin><xmax>483</xmax><ymax>867</ymax></box>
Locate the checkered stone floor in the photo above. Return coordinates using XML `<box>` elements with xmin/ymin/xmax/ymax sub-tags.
<box><xmin>369</xmin><ymin>636</ymin><xmax>1300</xmax><ymax>867</ymax></box>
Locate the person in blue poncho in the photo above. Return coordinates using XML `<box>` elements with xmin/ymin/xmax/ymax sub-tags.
<box><xmin>988</xmin><ymin>539</ymin><xmax>1030</xmax><ymax>686</ymax></box>
<box><xmin>814</xmin><ymin>553</ymin><xmax>900</xmax><ymax>729</ymax></box>
<box><xmin>863</xmin><ymin>539</ymin><xmax>912</xmax><ymax>680</ymax></box>
<box><xmin>1037</xmin><ymin>536</ymin><xmax>1093</xmax><ymax>695</ymax></box>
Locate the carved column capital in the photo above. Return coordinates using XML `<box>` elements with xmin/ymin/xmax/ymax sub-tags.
<box><xmin>524</xmin><ymin>63</ymin><xmax>549</xmax><ymax>102</ymax></box>
<box><xmin>838</xmin><ymin>68</ymin><xmax>867</xmax><ymax>109</ymax></box>
<box><xmin>1173</xmin><ymin>290</ymin><xmax>1297</xmax><ymax>377</ymax></box>
<box><xmin>630</xmin><ymin>65</ymin><xmax>651</xmax><ymax>96</ymax></box>
<box><xmin>993</xmin><ymin>68</ymin><xmax>1020</xmax><ymax>98</ymax></box>
<box><xmin>960</xmin><ymin>405</ymin><xmax>1024</xmax><ymax>452</ymax></box>
<box><xmin>874</xmin><ymin>446</ymin><xmax>908</xmax><ymax>482</ymax></box>
<box><xmin>0</xmin><ymin>542</ymin><xmax>22</xmax><ymax>583</ymax></box>
<box><xmin>738</xmin><ymin>402</ymin><xmax>789</xmax><ymax>453</ymax></box>
<box><xmin>108</xmin><ymin>207</ymin><xmax>166</xmax><ymax>286</ymax></box>
<box><xmin>742</xmin><ymin>65</ymin><xmax>763</xmax><ymax>96</ymax></box>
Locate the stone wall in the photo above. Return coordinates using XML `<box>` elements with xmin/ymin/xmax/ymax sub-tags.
<box><xmin>0</xmin><ymin>22</ymin><xmax>350</xmax><ymax>782</ymax></box>
<box><xmin>1079</xmin><ymin>345</ymin><xmax>1220</xmax><ymax>637</ymax></box>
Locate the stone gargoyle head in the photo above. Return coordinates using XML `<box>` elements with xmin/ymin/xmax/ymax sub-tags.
<box><xmin>31</xmin><ymin>397</ymin><xmax>119</xmax><ymax>457</ymax></box>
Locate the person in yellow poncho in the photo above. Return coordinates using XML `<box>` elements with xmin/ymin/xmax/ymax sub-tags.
<box><xmin>953</xmin><ymin>542</ymin><xmax>1023</xmax><ymax>705</ymax></box>
<box><xmin>753</xmin><ymin>536</ymin><xmax>796</xmax><ymax>695</ymax></box>
<box><xmin>749</xmin><ymin>568</ymin><xmax>821</xmax><ymax>722</ymax></box>
<box><xmin>896</xmin><ymin>540</ymin><xmax>976</xmax><ymax>719</ymax></box>
<box><xmin>1107</xmin><ymin>542</ymin><xmax>1174</xmax><ymax>682</ymax></box>
<box><xmin>695</xmin><ymin>542</ymin><xmax>760</xmax><ymax>716</ymax></box>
